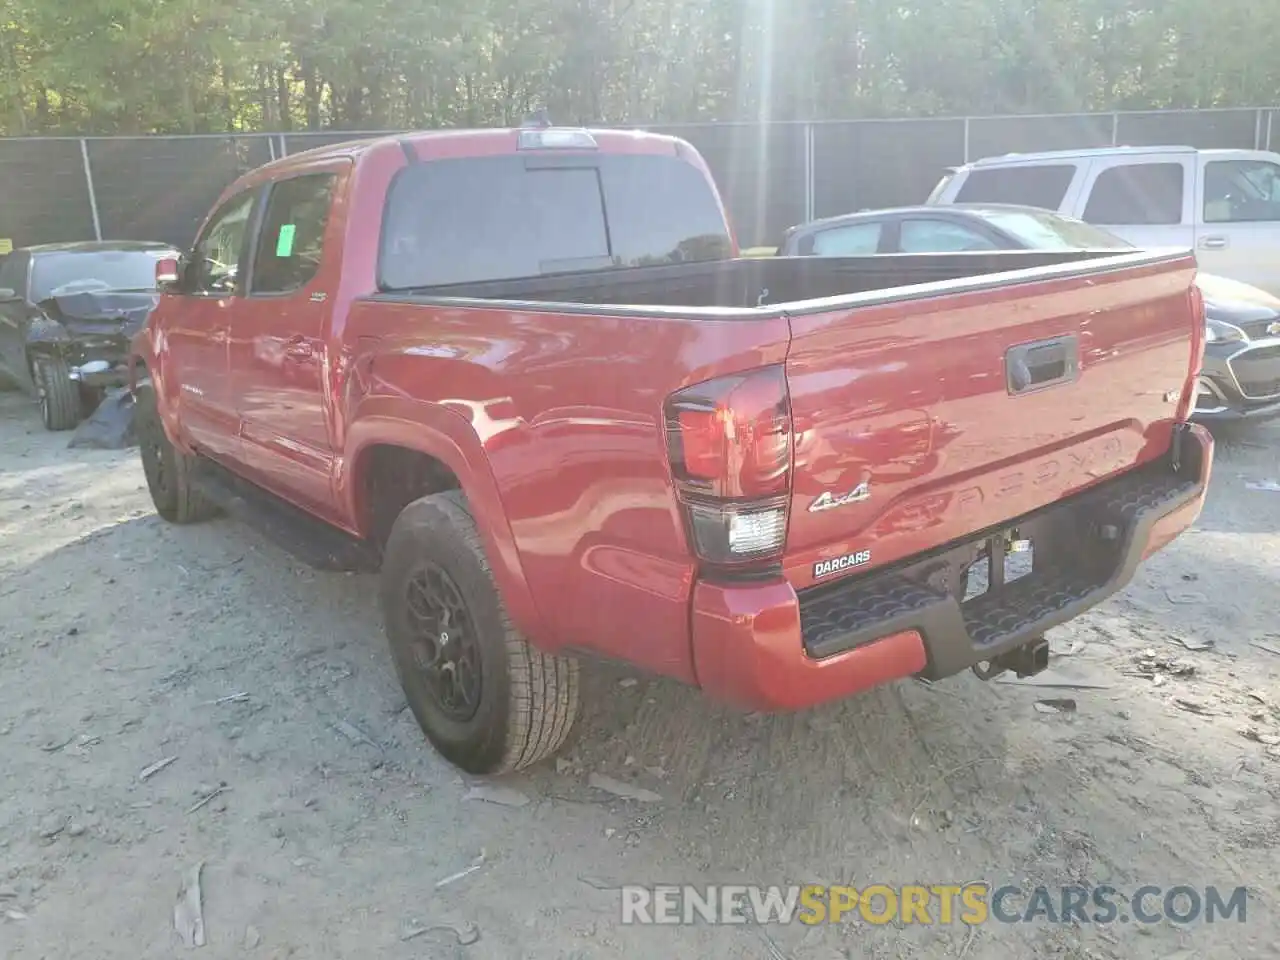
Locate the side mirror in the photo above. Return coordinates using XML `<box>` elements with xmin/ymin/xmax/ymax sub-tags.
<box><xmin>0</xmin><ymin>287</ymin><xmax>17</xmax><ymax>301</ymax></box>
<box><xmin>155</xmin><ymin>257</ymin><xmax>182</xmax><ymax>291</ymax></box>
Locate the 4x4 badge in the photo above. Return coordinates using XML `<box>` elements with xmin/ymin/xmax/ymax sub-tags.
<box><xmin>809</xmin><ymin>482</ymin><xmax>870</xmax><ymax>512</ymax></box>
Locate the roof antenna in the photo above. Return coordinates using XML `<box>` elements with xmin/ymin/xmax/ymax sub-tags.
<box><xmin>523</xmin><ymin>107</ymin><xmax>552</xmax><ymax>129</ymax></box>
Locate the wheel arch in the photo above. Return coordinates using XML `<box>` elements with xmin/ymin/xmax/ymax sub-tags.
<box><xmin>343</xmin><ymin>397</ymin><xmax>547</xmax><ymax>647</ymax></box>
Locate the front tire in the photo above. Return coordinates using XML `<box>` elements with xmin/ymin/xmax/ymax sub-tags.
<box><xmin>135</xmin><ymin>388</ymin><xmax>220</xmax><ymax>524</ymax></box>
<box><xmin>380</xmin><ymin>491</ymin><xmax>579</xmax><ymax>774</ymax></box>
<box><xmin>35</xmin><ymin>357</ymin><xmax>81</xmax><ymax>431</ymax></box>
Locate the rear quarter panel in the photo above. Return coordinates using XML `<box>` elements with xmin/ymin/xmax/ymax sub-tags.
<box><xmin>340</xmin><ymin>298</ymin><xmax>791</xmax><ymax>681</ymax></box>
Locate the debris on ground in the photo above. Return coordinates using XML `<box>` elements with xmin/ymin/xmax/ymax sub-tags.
<box><xmin>331</xmin><ymin>719</ymin><xmax>381</xmax><ymax>751</ymax></box>
<box><xmin>578</xmin><ymin>875</ymin><xmax>624</xmax><ymax>891</ymax></box>
<box><xmin>40</xmin><ymin>734</ymin><xmax>76</xmax><ymax>753</ymax></box>
<box><xmin>1168</xmin><ymin>635</ymin><xmax>1214</xmax><ymax>652</ymax></box>
<box><xmin>139</xmin><ymin>756</ymin><xmax>178</xmax><ymax>781</ymax></box>
<box><xmin>618</xmin><ymin>678</ymin><xmax>639</xmax><ymax>688</ymax></box>
<box><xmin>463</xmin><ymin>785</ymin><xmax>530</xmax><ymax>808</ymax></box>
<box><xmin>1164</xmin><ymin>589</ymin><xmax>1206</xmax><ymax>605</ymax></box>
<box><xmin>173</xmin><ymin>862</ymin><xmax>206</xmax><ymax>948</ymax></box>
<box><xmin>37</xmin><ymin>814</ymin><xmax>67</xmax><ymax>839</ymax></box>
<box><xmin>1034</xmin><ymin>698</ymin><xmax>1078</xmax><ymax>714</ymax></box>
<box><xmin>1052</xmin><ymin>640</ymin><xmax>1087</xmax><ymax>657</ymax></box>
<box><xmin>243</xmin><ymin>925</ymin><xmax>261</xmax><ymax>949</ymax></box>
<box><xmin>1174</xmin><ymin>698</ymin><xmax>1214</xmax><ymax>716</ymax></box>
<box><xmin>399</xmin><ymin>919</ymin><xmax>480</xmax><ymax>945</ymax></box>
<box><xmin>205</xmin><ymin>692</ymin><xmax>249</xmax><ymax>705</ymax></box>
<box><xmin>187</xmin><ymin>786</ymin><xmax>229</xmax><ymax>814</ymax></box>
<box><xmin>68</xmin><ymin>388</ymin><xmax>137</xmax><ymax>451</ymax></box>
<box><xmin>1241</xmin><ymin>727</ymin><xmax>1280</xmax><ymax>746</ymax></box>
<box><xmin>588</xmin><ymin>773</ymin><xmax>663</xmax><ymax>803</ymax></box>
<box><xmin>1245</xmin><ymin>479</ymin><xmax>1280</xmax><ymax>493</ymax></box>
<box><xmin>435</xmin><ymin>849</ymin><xmax>488</xmax><ymax>889</ymax></box>
<box><xmin>1251</xmin><ymin>639</ymin><xmax>1280</xmax><ymax>657</ymax></box>
<box><xmin>1132</xmin><ymin>650</ymin><xmax>1197</xmax><ymax>678</ymax></box>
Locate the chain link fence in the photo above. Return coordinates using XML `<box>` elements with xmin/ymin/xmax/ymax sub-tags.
<box><xmin>2</xmin><ymin>107</ymin><xmax>1276</xmax><ymax>251</ymax></box>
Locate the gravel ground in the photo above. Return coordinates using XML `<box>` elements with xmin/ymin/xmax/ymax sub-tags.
<box><xmin>1</xmin><ymin>387</ymin><xmax>1279</xmax><ymax>960</ymax></box>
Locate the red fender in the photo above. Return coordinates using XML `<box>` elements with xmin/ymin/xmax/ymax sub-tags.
<box><xmin>341</xmin><ymin>396</ymin><xmax>548</xmax><ymax>649</ymax></box>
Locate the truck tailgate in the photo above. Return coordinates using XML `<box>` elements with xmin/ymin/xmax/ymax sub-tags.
<box><xmin>783</xmin><ymin>253</ymin><xmax>1200</xmax><ymax>591</ymax></box>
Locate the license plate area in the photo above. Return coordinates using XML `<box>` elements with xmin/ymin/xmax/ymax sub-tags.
<box><xmin>962</xmin><ymin>530</ymin><xmax>1034</xmax><ymax>603</ymax></box>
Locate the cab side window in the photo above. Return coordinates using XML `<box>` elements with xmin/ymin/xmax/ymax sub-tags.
<box><xmin>189</xmin><ymin>191</ymin><xmax>256</xmax><ymax>295</ymax></box>
<box><xmin>250</xmin><ymin>174</ymin><xmax>335</xmax><ymax>295</ymax></box>
<box><xmin>1203</xmin><ymin>159</ymin><xmax>1280</xmax><ymax>223</ymax></box>
<box><xmin>1082</xmin><ymin>163</ymin><xmax>1184</xmax><ymax>226</ymax></box>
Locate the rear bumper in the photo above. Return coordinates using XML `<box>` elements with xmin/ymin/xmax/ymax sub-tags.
<box><xmin>690</xmin><ymin>423</ymin><xmax>1213</xmax><ymax>712</ymax></box>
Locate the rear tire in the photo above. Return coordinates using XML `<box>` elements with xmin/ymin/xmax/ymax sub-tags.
<box><xmin>380</xmin><ymin>491</ymin><xmax>579</xmax><ymax>774</ymax></box>
<box><xmin>35</xmin><ymin>357</ymin><xmax>80</xmax><ymax>431</ymax></box>
<box><xmin>135</xmin><ymin>387</ymin><xmax>220</xmax><ymax>524</ymax></box>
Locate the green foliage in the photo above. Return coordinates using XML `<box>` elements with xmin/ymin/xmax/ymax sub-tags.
<box><xmin>1</xmin><ymin>0</ymin><xmax>1277</xmax><ymax>135</ymax></box>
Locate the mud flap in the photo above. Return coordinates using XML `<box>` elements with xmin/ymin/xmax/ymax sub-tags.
<box><xmin>68</xmin><ymin>386</ymin><xmax>137</xmax><ymax>450</ymax></box>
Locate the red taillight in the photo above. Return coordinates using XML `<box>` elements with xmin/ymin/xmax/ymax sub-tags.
<box><xmin>665</xmin><ymin>365</ymin><xmax>792</xmax><ymax>567</ymax></box>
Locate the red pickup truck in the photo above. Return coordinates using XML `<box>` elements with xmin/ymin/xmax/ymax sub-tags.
<box><xmin>131</xmin><ymin>123</ymin><xmax>1214</xmax><ymax>775</ymax></box>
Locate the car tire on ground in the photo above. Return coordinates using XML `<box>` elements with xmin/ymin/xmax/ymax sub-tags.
<box><xmin>380</xmin><ymin>490</ymin><xmax>580</xmax><ymax>775</ymax></box>
<box><xmin>135</xmin><ymin>386</ymin><xmax>220</xmax><ymax>524</ymax></box>
<box><xmin>35</xmin><ymin>356</ymin><xmax>81</xmax><ymax>431</ymax></box>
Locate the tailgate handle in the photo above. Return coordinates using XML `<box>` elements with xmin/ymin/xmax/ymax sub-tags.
<box><xmin>1006</xmin><ymin>335</ymin><xmax>1078</xmax><ymax>395</ymax></box>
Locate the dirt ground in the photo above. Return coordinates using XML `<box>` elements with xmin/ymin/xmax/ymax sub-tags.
<box><xmin>1</xmin><ymin>388</ymin><xmax>1278</xmax><ymax>960</ymax></box>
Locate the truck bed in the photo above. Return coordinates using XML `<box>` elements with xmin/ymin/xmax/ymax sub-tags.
<box><xmin>370</xmin><ymin>248</ymin><xmax>1174</xmax><ymax>315</ymax></box>
<box><xmin>351</xmin><ymin>245</ymin><xmax>1201</xmax><ymax>679</ymax></box>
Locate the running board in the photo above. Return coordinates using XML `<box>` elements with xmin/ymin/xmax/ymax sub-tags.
<box><xmin>190</xmin><ymin>458</ymin><xmax>381</xmax><ymax>573</ymax></box>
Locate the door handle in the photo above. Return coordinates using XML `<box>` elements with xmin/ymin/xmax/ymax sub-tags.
<box><xmin>1198</xmin><ymin>236</ymin><xmax>1229</xmax><ymax>250</ymax></box>
<box><xmin>284</xmin><ymin>338</ymin><xmax>314</xmax><ymax>361</ymax></box>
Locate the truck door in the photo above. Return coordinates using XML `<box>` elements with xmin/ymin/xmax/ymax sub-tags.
<box><xmin>165</xmin><ymin>187</ymin><xmax>259</xmax><ymax>463</ymax></box>
<box><xmin>1195</xmin><ymin>152</ymin><xmax>1280</xmax><ymax>295</ymax></box>
<box><xmin>1073</xmin><ymin>155</ymin><xmax>1194</xmax><ymax>251</ymax></box>
<box><xmin>228</xmin><ymin>165</ymin><xmax>345</xmax><ymax>520</ymax></box>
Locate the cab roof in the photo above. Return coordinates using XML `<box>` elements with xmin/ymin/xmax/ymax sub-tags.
<box><xmin>967</xmin><ymin>145</ymin><xmax>1197</xmax><ymax>167</ymax></box>
<box><xmin>254</xmin><ymin>126</ymin><xmax>685</xmax><ymax>173</ymax></box>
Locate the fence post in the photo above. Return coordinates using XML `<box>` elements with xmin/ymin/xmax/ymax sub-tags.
<box><xmin>1256</xmin><ymin>108</ymin><xmax>1265</xmax><ymax>150</ymax></box>
<box><xmin>79</xmin><ymin>139</ymin><xmax>103</xmax><ymax>241</ymax></box>
<box><xmin>804</xmin><ymin>123</ymin><xmax>815</xmax><ymax>222</ymax></box>
<box><xmin>1111</xmin><ymin>113</ymin><xmax>1119</xmax><ymax>146</ymax></box>
<box><xmin>277</xmin><ymin>134</ymin><xmax>289</xmax><ymax>158</ymax></box>
<box><xmin>1268</xmin><ymin>111</ymin><xmax>1275</xmax><ymax>152</ymax></box>
<box><xmin>962</xmin><ymin>117</ymin><xmax>971</xmax><ymax>162</ymax></box>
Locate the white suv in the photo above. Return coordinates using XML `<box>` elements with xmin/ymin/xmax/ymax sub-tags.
<box><xmin>928</xmin><ymin>146</ymin><xmax>1280</xmax><ymax>294</ymax></box>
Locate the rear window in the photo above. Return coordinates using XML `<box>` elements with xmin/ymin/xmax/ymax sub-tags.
<box><xmin>30</xmin><ymin>249</ymin><xmax>173</xmax><ymax>301</ymax></box>
<box><xmin>953</xmin><ymin>165</ymin><xmax>1077</xmax><ymax>210</ymax></box>
<box><xmin>379</xmin><ymin>154</ymin><xmax>733</xmax><ymax>289</ymax></box>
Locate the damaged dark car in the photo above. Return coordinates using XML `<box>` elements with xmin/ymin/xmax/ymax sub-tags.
<box><xmin>0</xmin><ymin>241</ymin><xmax>178</xmax><ymax>430</ymax></box>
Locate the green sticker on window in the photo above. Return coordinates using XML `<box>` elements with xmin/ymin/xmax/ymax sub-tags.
<box><xmin>275</xmin><ymin>223</ymin><xmax>296</xmax><ymax>257</ymax></box>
